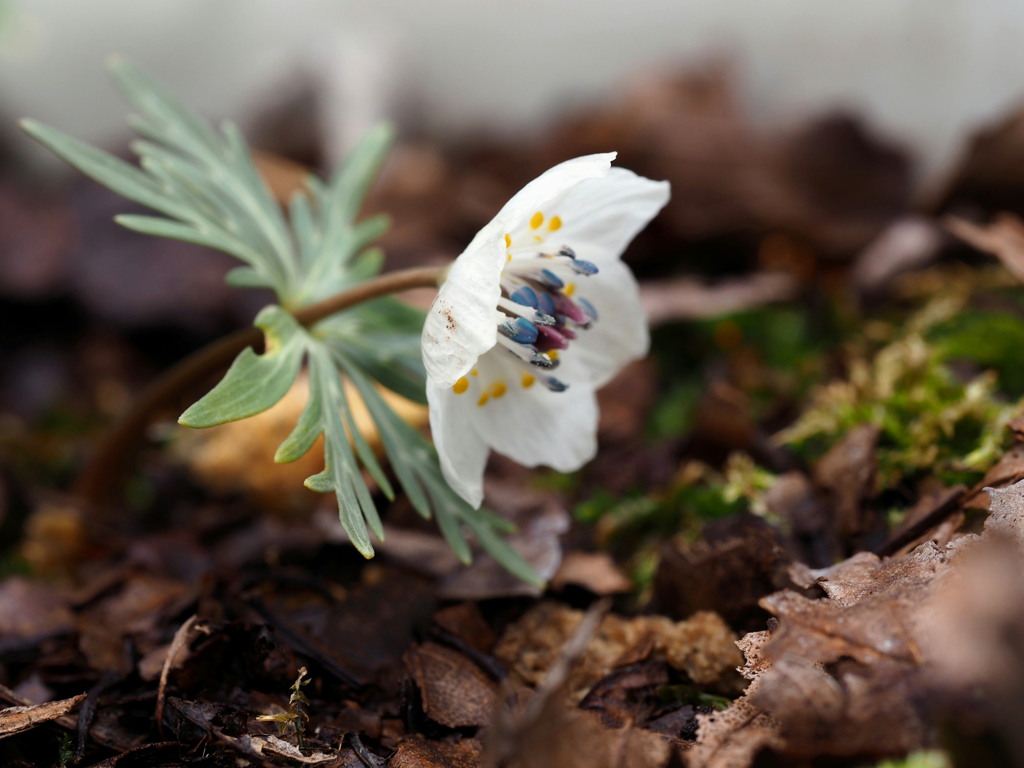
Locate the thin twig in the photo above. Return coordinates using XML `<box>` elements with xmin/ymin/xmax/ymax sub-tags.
<box><xmin>73</xmin><ymin>265</ymin><xmax>444</xmax><ymax>507</ymax></box>
<box><xmin>156</xmin><ymin>614</ymin><xmax>203</xmax><ymax>736</ymax></box>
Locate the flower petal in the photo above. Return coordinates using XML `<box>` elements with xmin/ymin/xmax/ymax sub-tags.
<box><xmin>544</xmin><ymin>167</ymin><xmax>670</xmax><ymax>267</ymax></box>
<box><xmin>491</xmin><ymin>153</ymin><xmax>617</xmax><ymax>231</ymax></box>
<box><xmin>471</xmin><ymin>353</ymin><xmax>599</xmax><ymax>472</ymax></box>
<box><xmin>567</xmin><ymin>259</ymin><xmax>649</xmax><ymax>387</ymax></box>
<box><xmin>427</xmin><ymin>380</ymin><xmax>491</xmax><ymax>507</ymax></box>
<box><xmin>422</xmin><ymin>245</ymin><xmax>505</xmax><ymax>389</ymax></box>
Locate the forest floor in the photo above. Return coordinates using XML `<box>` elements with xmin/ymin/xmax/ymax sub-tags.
<box><xmin>4</xmin><ymin>65</ymin><xmax>1024</xmax><ymax>767</ymax></box>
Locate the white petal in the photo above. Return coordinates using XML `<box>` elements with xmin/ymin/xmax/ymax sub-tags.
<box><xmin>427</xmin><ymin>381</ymin><xmax>490</xmax><ymax>507</ymax></box>
<box><xmin>422</xmin><ymin>241</ymin><xmax>504</xmax><ymax>389</ymax></box>
<box><xmin>566</xmin><ymin>260</ymin><xmax>649</xmax><ymax>388</ymax></box>
<box><xmin>545</xmin><ymin>167</ymin><xmax>670</xmax><ymax>267</ymax></box>
<box><xmin>491</xmin><ymin>153</ymin><xmax>616</xmax><ymax>231</ymax></box>
<box><xmin>472</xmin><ymin>352</ymin><xmax>599</xmax><ymax>472</ymax></box>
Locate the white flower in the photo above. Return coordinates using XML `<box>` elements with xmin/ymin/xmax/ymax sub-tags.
<box><xmin>422</xmin><ymin>153</ymin><xmax>670</xmax><ymax>507</ymax></box>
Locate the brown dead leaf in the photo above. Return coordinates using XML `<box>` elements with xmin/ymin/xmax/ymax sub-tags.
<box><xmin>948</xmin><ymin>213</ymin><xmax>1024</xmax><ymax>284</ymax></box>
<box><xmin>431</xmin><ymin>602</ymin><xmax>496</xmax><ymax>654</ymax></box>
<box><xmin>486</xmin><ymin>601</ymin><xmax>677</xmax><ymax>768</ymax></box>
<box><xmin>0</xmin><ymin>576</ymin><xmax>73</xmax><ymax>643</ymax></box>
<box><xmin>0</xmin><ymin>693</ymin><xmax>85</xmax><ymax>738</ymax></box>
<box><xmin>690</xmin><ymin>531</ymin><xmax>979</xmax><ymax>765</ymax></box>
<box><xmin>389</xmin><ymin>738</ymin><xmax>482</xmax><ymax>768</ymax></box>
<box><xmin>550</xmin><ymin>551</ymin><xmax>632</xmax><ymax>595</ymax></box>
<box><xmin>640</xmin><ymin>273</ymin><xmax>798</xmax><ymax>328</ymax></box>
<box><xmin>963</xmin><ymin>442</ymin><xmax>1024</xmax><ymax>510</ymax></box>
<box><xmin>495</xmin><ymin>603</ymin><xmax>741</xmax><ymax>706</ymax></box>
<box><xmin>404</xmin><ymin>642</ymin><xmax>497</xmax><ymax>728</ymax></box>
<box><xmin>77</xmin><ymin>573</ymin><xmax>192</xmax><ymax>676</ymax></box>
<box><xmin>813</xmin><ymin>423</ymin><xmax>880</xmax><ymax>540</ymax></box>
<box><xmin>654</xmin><ymin>514</ymin><xmax>791</xmax><ymax>630</ymax></box>
<box><xmin>852</xmin><ymin>216</ymin><xmax>945</xmax><ymax>294</ymax></box>
<box><xmin>578</xmin><ymin>659</ymin><xmax>671</xmax><ymax>728</ymax></box>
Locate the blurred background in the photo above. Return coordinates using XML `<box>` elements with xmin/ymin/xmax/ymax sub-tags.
<box><xmin>3</xmin><ymin>0</ymin><xmax>1024</xmax><ymax>185</ymax></box>
<box><xmin>4</xmin><ymin>0</ymin><xmax>1024</xmax><ymax>544</ymax></box>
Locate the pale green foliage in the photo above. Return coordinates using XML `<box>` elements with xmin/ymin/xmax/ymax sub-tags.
<box><xmin>23</xmin><ymin>59</ymin><xmax>539</xmax><ymax>584</ymax></box>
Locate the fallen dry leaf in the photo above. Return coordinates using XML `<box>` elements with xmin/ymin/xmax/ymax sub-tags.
<box><xmin>495</xmin><ymin>602</ymin><xmax>741</xmax><ymax>706</ymax></box>
<box><xmin>404</xmin><ymin>642</ymin><xmax>497</xmax><ymax>728</ymax></box>
<box><xmin>550</xmin><ymin>551</ymin><xmax>632</xmax><ymax>595</ymax></box>
<box><xmin>947</xmin><ymin>213</ymin><xmax>1024</xmax><ymax>284</ymax></box>
<box><xmin>0</xmin><ymin>693</ymin><xmax>85</xmax><ymax>738</ymax></box>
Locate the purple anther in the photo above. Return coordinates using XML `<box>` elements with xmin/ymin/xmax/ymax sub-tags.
<box><xmin>553</xmin><ymin>292</ymin><xmax>588</xmax><ymax>324</ymax></box>
<box><xmin>535</xmin><ymin>325</ymin><xmax>570</xmax><ymax>351</ymax></box>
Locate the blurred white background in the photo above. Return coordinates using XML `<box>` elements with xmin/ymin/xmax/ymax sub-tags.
<box><xmin>2</xmin><ymin>0</ymin><xmax>1023</xmax><ymax>184</ymax></box>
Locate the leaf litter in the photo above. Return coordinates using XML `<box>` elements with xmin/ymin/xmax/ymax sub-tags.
<box><xmin>8</xmin><ymin>61</ymin><xmax>1024</xmax><ymax>768</ymax></box>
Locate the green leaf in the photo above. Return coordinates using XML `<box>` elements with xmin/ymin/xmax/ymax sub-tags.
<box><xmin>317</xmin><ymin>297</ymin><xmax>428</xmax><ymax>405</ymax></box>
<box><xmin>303</xmin><ymin>346</ymin><xmax>384</xmax><ymax>557</ymax></box>
<box><xmin>274</xmin><ymin>385</ymin><xmax>324</xmax><ymax>463</ymax></box>
<box><xmin>178</xmin><ymin>306</ymin><xmax>305</xmax><ymax>428</ymax></box>
<box><xmin>21</xmin><ymin>119</ymin><xmax>190</xmax><ymax>220</ymax></box>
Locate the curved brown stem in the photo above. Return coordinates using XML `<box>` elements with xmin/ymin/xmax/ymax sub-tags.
<box><xmin>73</xmin><ymin>265</ymin><xmax>444</xmax><ymax>506</ymax></box>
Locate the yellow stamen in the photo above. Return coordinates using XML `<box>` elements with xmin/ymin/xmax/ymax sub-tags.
<box><xmin>564</xmin><ymin>283</ymin><xmax>576</xmax><ymax>296</ymax></box>
<box><xmin>491</xmin><ymin>381</ymin><xmax>507</xmax><ymax>399</ymax></box>
<box><xmin>477</xmin><ymin>393</ymin><xmax>490</xmax><ymax>407</ymax></box>
<box><xmin>548</xmin><ymin>215</ymin><xmax>562</xmax><ymax>232</ymax></box>
<box><xmin>548</xmin><ymin>350</ymin><xmax>559</xmax><ymax>360</ymax></box>
<box><xmin>507</xmin><ymin>253</ymin><xmax>512</xmax><ymax>262</ymax></box>
<box><xmin>504</xmin><ymin>233</ymin><xmax>512</xmax><ymax>248</ymax></box>
<box><xmin>453</xmin><ymin>377</ymin><xmax>469</xmax><ymax>395</ymax></box>
<box><xmin>521</xmin><ymin>373</ymin><xmax>536</xmax><ymax>388</ymax></box>
<box><xmin>471</xmin><ymin>368</ymin><xmax>479</xmax><ymax>377</ymax></box>
<box><xmin>530</xmin><ymin>211</ymin><xmax>544</xmax><ymax>230</ymax></box>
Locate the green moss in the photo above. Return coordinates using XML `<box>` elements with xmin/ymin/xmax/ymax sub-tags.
<box><xmin>574</xmin><ymin>454</ymin><xmax>776</xmax><ymax>591</ymax></box>
<box><xmin>777</xmin><ymin>296</ymin><xmax>1021</xmax><ymax>491</ymax></box>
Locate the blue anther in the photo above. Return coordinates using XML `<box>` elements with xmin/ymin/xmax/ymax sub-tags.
<box><xmin>510</xmin><ymin>286</ymin><xmax>539</xmax><ymax>308</ymax></box>
<box><xmin>500</xmin><ymin>317</ymin><xmax>539</xmax><ymax>344</ymax></box>
<box><xmin>578</xmin><ymin>297</ymin><xmax>599</xmax><ymax>322</ymax></box>
<box><xmin>536</xmin><ymin>291</ymin><xmax>556</xmax><ymax>317</ymax></box>
<box><xmin>539</xmin><ymin>268</ymin><xmax>564</xmax><ymax>289</ymax></box>
<box><xmin>569</xmin><ymin>259</ymin><xmax>599</xmax><ymax>276</ymax></box>
<box><xmin>542</xmin><ymin>376</ymin><xmax>568</xmax><ymax>392</ymax></box>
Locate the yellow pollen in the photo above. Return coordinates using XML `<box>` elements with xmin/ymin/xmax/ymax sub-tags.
<box><xmin>564</xmin><ymin>282</ymin><xmax>576</xmax><ymax>296</ymax></box>
<box><xmin>471</xmin><ymin>368</ymin><xmax>479</xmax><ymax>377</ymax></box>
<box><xmin>452</xmin><ymin>376</ymin><xmax>469</xmax><ymax>395</ymax></box>
<box><xmin>491</xmin><ymin>381</ymin><xmax>507</xmax><ymax>398</ymax></box>
<box><xmin>534</xmin><ymin>235</ymin><xmax>543</xmax><ymax>243</ymax></box>
<box><xmin>548</xmin><ymin>350</ymin><xmax>559</xmax><ymax>360</ymax></box>
<box><xmin>504</xmin><ymin>233</ymin><xmax>512</xmax><ymax>248</ymax></box>
<box><xmin>530</xmin><ymin>211</ymin><xmax>544</xmax><ymax>230</ymax></box>
<box><xmin>548</xmin><ymin>216</ymin><xmax>562</xmax><ymax>232</ymax></box>
<box><xmin>521</xmin><ymin>373</ymin><xmax>536</xmax><ymax>388</ymax></box>
<box><xmin>477</xmin><ymin>393</ymin><xmax>490</xmax><ymax>407</ymax></box>
<box><xmin>507</xmin><ymin>253</ymin><xmax>512</xmax><ymax>262</ymax></box>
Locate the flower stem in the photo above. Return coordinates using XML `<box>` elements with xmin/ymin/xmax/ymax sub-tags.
<box><xmin>73</xmin><ymin>265</ymin><xmax>445</xmax><ymax>506</ymax></box>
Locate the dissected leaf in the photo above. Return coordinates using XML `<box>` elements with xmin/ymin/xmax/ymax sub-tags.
<box><xmin>178</xmin><ymin>306</ymin><xmax>305</xmax><ymax>428</ymax></box>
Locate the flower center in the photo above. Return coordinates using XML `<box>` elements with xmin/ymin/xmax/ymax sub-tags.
<box><xmin>452</xmin><ymin>210</ymin><xmax>604</xmax><ymax>405</ymax></box>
